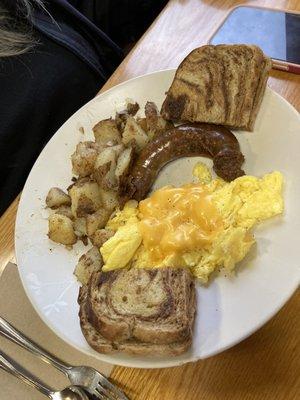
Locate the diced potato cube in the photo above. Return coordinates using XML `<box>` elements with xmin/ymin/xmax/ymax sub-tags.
<box><xmin>73</xmin><ymin>217</ymin><xmax>87</xmax><ymax>237</ymax></box>
<box><xmin>126</xmin><ymin>102</ymin><xmax>139</xmax><ymax>116</ymax></box>
<box><xmin>86</xmin><ymin>208</ymin><xmax>111</xmax><ymax>237</ymax></box>
<box><xmin>48</xmin><ymin>214</ymin><xmax>77</xmax><ymax>245</ymax></box>
<box><xmin>115</xmin><ymin>147</ymin><xmax>133</xmax><ymax>182</ymax></box>
<box><xmin>54</xmin><ymin>205</ymin><xmax>74</xmax><ymax>220</ymax></box>
<box><xmin>145</xmin><ymin>101</ymin><xmax>173</xmax><ymax>139</ymax></box>
<box><xmin>100</xmin><ymin>189</ymin><xmax>119</xmax><ymax>211</ymax></box>
<box><xmin>90</xmin><ymin>228</ymin><xmax>115</xmax><ymax>248</ymax></box>
<box><xmin>71</xmin><ymin>141</ymin><xmax>100</xmax><ymax>177</ymax></box>
<box><xmin>93</xmin><ymin>119</ymin><xmax>121</xmax><ymax>146</ymax></box>
<box><xmin>46</xmin><ymin>188</ymin><xmax>71</xmax><ymax>209</ymax></box>
<box><xmin>93</xmin><ymin>145</ymin><xmax>124</xmax><ymax>190</ymax></box>
<box><xmin>136</xmin><ymin>117</ymin><xmax>147</xmax><ymax>132</ymax></box>
<box><xmin>122</xmin><ymin>116</ymin><xmax>149</xmax><ymax>151</ymax></box>
<box><xmin>68</xmin><ymin>179</ymin><xmax>102</xmax><ymax>218</ymax></box>
<box><xmin>115</xmin><ymin>102</ymin><xmax>140</xmax><ymax>132</ymax></box>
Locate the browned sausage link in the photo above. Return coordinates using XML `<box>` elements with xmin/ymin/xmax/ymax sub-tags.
<box><xmin>119</xmin><ymin>123</ymin><xmax>245</xmax><ymax>202</ymax></box>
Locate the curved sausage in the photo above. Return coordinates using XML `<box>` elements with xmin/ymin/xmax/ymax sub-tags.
<box><xmin>119</xmin><ymin>123</ymin><xmax>245</xmax><ymax>203</ymax></box>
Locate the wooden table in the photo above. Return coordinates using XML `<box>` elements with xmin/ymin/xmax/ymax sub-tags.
<box><xmin>1</xmin><ymin>1</ymin><xmax>299</xmax><ymax>399</ymax></box>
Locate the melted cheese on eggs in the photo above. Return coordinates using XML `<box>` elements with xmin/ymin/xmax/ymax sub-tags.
<box><xmin>100</xmin><ymin>165</ymin><xmax>284</xmax><ymax>284</ymax></box>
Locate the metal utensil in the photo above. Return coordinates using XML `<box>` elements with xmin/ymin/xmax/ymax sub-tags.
<box><xmin>0</xmin><ymin>316</ymin><xmax>128</xmax><ymax>400</ymax></box>
<box><xmin>0</xmin><ymin>350</ymin><xmax>89</xmax><ymax>400</ymax></box>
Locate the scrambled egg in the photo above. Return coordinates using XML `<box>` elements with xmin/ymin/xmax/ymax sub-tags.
<box><xmin>193</xmin><ymin>162</ymin><xmax>212</xmax><ymax>183</ymax></box>
<box><xmin>101</xmin><ymin>200</ymin><xmax>141</xmax><ymax>272</ymax></box>
<box><xmin>100</xmin><ymin>163</ymin><xmax>284</xmax><ymax>283</ymax></box>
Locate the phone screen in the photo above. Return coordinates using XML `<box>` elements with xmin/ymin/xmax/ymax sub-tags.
<box><xmin>210</xmin><ymin>6</ymin><xmax>300</xmax><ymax>65</ymax></box>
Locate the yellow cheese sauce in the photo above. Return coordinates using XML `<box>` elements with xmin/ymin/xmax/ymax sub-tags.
<box><xmin>139</xmin><ymin>184</ymin><xmax>223</xmax><ymax>260</ymax></box>
<box><xmin>101</xmin><ymin>165</ymin><xmax>284</xmax><ymax>283</ymax></box>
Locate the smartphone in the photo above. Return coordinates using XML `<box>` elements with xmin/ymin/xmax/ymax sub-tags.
<box><xmin>209</xmin><ymin>6</ymin><xmax>300</xmax><ymax>74</ymax></box>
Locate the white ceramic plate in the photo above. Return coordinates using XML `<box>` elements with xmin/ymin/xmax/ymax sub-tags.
<box><xmin>15</xmin><ymin>70</ymin><xmax>300</xmax><ymax>368</ymax></box>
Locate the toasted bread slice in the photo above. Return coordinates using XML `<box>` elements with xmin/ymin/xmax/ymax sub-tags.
<box><xmin>78</xmin><ymin>282</ymin><xmax>193</xmax><ymax>356</ymax></box>
<box><xmin>161</xmin><ymin>45</ymin><xmax>271</xmax><ymax>131</ymax></box>
<box><xmin>84</xmin><ymin>268</ymin><xmax>195</xmax><ymax>345</ymax></box>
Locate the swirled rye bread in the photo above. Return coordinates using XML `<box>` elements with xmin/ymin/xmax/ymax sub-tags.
<box><xmin>161</xmin><ymin>44</ymin><xmax>272</xmax><ymax>131</ymax></box>
<box><xmin>78</xmin><ymin>268</ymin><xmax>196</xmax><ymax>356</ymax></box>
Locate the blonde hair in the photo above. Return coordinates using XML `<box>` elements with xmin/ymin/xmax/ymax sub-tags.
<box><xmin>0</xmin><ymin>0</ymin><xmax>45</xmax><ymax>57</ymax></box>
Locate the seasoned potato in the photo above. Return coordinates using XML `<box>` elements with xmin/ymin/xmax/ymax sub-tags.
<box><xmin>48</xmin><ymin>214</ymin><xmax>77</xmax><ymax>245</ymax></box>
<box><xmin>68</xmin><ymin>178</ymin><xmax>102</xmax><ymax>218</ymax></box>
<box><xmin>94</xmin><ymin>161</ymin><xmax>112</xmax><ymax>188</ymax></box>
<box><xmin>73</xmin><ymin>217</ymin><xmax>87</xmax><ymax>237</ymax></box>
<box><xmin>93</xmin><ymin>145</ymin><xmax>123</xmax><ymax>190</ymax></box>
<box><xmin>93</xmin><ymin>148</ymin><xmax>115</xmax><ymax>188</ymax></box>
<box><xmin>115</xmin><ymin>147</ymin><xmax>133</xmax><ymax>182</ymax></box>
<box><xmin>136</xmin><ymin>117</ymin><xmax>147</xmax><ymax>132</ymax></box>
<box><xmin>122</xmin><ymin>116</ymin><xmax>149</xmax><ymax>151</ymax></box>
<box><xmin>71</xmin><ymin>141</ymin><xmax>100</xmax><ymax>177</ymax></box>
<box><xmin>86</xmin><ymin>208</ymin><xmax>111</xmax><ymax>236</ymax></box>
<box><xmin>90</xmin><ymin>228</ymin><xmax>115</xmax><ymax>248</ymax></box>
<box><xmin>115</xmin><ymin>102</ymin><xmax>140</xmax><ymax>132</ymax></box>
<box><xmin>46</xmin><ymin>188</ymin><xmax>71</xmax><ymax>209</ymax></box>
<box><xmin>93</xmin><ymin>119</ymin><xmax>121</xmax><ymax>146</ymax></box>
<box><xmin>74</xmin><ymin>246</ymin><xmax>103</xmax><ymax>285</ymax></box>
<box><xmin>100</xmin><ymin>189</ymin><xmax>119</xmax><ymax>211</ymax></box>
<box><xmin>54</xmin><ymin>205</ymin><xmax>73</xmax><ymax>220</ymax></box>
<box><xmin>115</xmin><ymin>111</ymin><xmax>128</xmax><ymax>132</ymax></box>
<box><xmin>110</xmin><ymin>144</ymin><xmax>124</xmax><ymax>157</ymax></box>
<box><xmin>145</xmin><ymin>101</ymin><xmax>174</xmax><ymax>139</ymax></box>
<box><xmin>126</xmin><ymin>102</ymin><xmax>140</xmax><ymax>116</ymax></box>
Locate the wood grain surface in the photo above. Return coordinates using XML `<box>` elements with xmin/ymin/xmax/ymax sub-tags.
<box><xmin>0</xmin><ymin>195</ymin><xmax>18</xmax><ymax>274</ymax></box>
<box><xmin>0</xmin><ymin>0</ymin><xmax>299</xmax><ymax>399</ymax></box>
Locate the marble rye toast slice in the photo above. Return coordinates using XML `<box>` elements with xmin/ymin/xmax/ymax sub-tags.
<box><xmin>161</xmin><ymin>44</ymin><xmax>271</xmax><ymax>131</ymax></box>
<box><xmin>79</xmin><ymin>285</ymin><xmax>193</xmax><ymax>356</ymax></box>
<box><xmin>78</xmin><ymin>268</ymin><xmax>196</xmax><ymax>356</ymax></box>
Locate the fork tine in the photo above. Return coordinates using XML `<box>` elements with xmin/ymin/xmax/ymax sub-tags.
<box><xmin>97</xmin><ymin>378</ymin><xmax>129</xmax><ymax>400</ymax></box>
<box><xmin>94</xmin><ymin>384</ymin><xmax>113</xmax><ymax>399</ymax></box>
<box><xmin>95</xmin><ymin>386</ymin><xmax>111</xmax><ymax>400</ymax></box>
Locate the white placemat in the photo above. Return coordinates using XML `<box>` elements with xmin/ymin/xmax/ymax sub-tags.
<box><xmin>0</xmin><ymin>263</ymin><xmax>113</xmax><ymax>399</ymax></box>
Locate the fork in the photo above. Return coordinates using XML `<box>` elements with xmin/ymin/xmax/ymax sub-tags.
<box><xmin>0</xmin><ymin>316</ymin><xmax>129</xmax><ymax>400</ymax></box>
<box><xmin>0</xmin><ymin>350</ymin><xmax>89</xmax><ymax>400</ymax></box>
